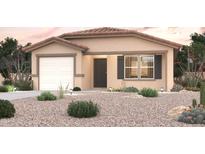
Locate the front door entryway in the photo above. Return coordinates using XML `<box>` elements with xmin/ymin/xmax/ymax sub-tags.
<box><xmin>94</xmin><ymin>59</ymin><xmax>107</xmax><ymax>87</ymax></box>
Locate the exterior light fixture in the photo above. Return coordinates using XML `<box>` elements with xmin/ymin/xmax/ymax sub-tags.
<box><xmin>109</xmin><ymin>87</ymin><xmax>113</xmax><ymax>92</ymax></box>
<box><xmin>69</xmin><ymin>89</ymin><xmax>73</xmax><ymax>95</ymax></box>
<box><xmin>160</xmin><ymin>87</ymin><xmax>164</xmax><ymax>92</ymax></box>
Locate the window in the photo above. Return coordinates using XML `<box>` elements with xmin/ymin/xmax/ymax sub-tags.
<box><xmin>125</xmin><ymin>56</ymin><xmax>138</xmax><ymax>78</ymax></box>
<box><xmin>124</xmin><ymin>55</ymin><xmax>154</xmax><ymax>79</ymax></box>
<box><xmin>140</xmin><ymin>56</ymin><xmax>154</xmax><ymax>78</ymax></box>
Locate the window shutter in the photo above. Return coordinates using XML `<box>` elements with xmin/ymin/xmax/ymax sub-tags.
<box><xmin>154</xmin><ymin>55</ymin><xmax>162</xmax><ymax>79</ymax></box>
<box><xmin>117</xmin><ymin>56</ymin><xmax>124</xmax><ymax>79</ymax></box>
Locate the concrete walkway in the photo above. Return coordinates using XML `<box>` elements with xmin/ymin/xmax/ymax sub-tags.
<box><xmin>0</xmin><ymin>91</ymin><xmax>41</xmax><ymax>101</ymax></box>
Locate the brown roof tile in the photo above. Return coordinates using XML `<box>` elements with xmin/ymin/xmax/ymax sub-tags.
<box><xmin>59</xmin><ymin>27</ymin><xmax>182</xmax><ymax>49</ymax></box>
<box><xmin>70</xmin><ymin>27</ymin><xmax>129</xmax><ymax>34</ymax></box>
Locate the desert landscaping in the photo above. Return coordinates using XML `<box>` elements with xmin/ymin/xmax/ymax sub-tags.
<box><xmin>0</xmin><ymin>90</ymin><xmax>202</xmax><ymax>127</ymax></box>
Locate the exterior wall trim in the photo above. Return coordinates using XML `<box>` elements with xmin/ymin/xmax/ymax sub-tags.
<box><xmin>23</xmin><ymin>37</ymin><xmax>88</xmax><ymax>52</ymax></box>
<box><xmin>84</xmin><ymin>50</ymin><xmax>168</xmax><ymax>55</ymax></box>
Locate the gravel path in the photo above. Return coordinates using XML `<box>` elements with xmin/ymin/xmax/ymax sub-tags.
<box><xmin>0</xmin><ymin>91</ymin><xmax>203</xmax><ymax>127</ymax></box>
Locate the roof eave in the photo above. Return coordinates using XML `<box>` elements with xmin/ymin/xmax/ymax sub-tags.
<box><xmin>22</xmin><ymin>37</ymin><xmax>89</xmax><ymax>52</ymax></box>
<box><xmin>60</xmin><ymin>33</ymin><xmax>183</xmax><ymax>49</ymax></box>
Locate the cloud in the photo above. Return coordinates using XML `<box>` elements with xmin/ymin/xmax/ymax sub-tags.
<box><xmin>28</xmin><ymin>27</ymin><xmax>60</xmax><ymax>39</ymax></box>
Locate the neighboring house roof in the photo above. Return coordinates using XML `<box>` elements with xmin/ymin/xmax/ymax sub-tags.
<box><xmin>23</xmin><ymin>37</ymin><xmax>89</xmax><ymax>52</ymax></box>
<box><xmin>59</xmin><ymin>27</ymin><xmax>182</xmax><ymax>49</ymax></box>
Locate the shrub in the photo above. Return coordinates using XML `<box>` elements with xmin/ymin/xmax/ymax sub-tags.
<box><xmin>59</xmin><ymin>85</ymin><xmax>64</xmax><ymax>99</ymax></box>
<box><xmin>67</xmin><ymin>100</ymin><xmax>99</xmax><ymax>118</ymax></box>
<box><xmin>112</xmin><ymin>88</ymin><xmax>123</xmax><ymax>92</ymax></box>
<box><xmin>122</xmin><ymin>87</ymin><xmax>139</xmax><ymax>93</ymax></box>
<box><xmin>183</xmin><ymin>73</ymin><xmax>201</xmax><ymax>89</ymax></box>
<box><xmin>58</xmin><ymin>84</ymin><xmax>69</xmax><ymax>99</ymax></box>
<box><xmin>178</xmin><ymin>108</ymin><xmax>205</xmax><ymax>124</ymax></box>
<box><xmin>192</xmin><ymin>99</ymin><xmax>197</xmax><ymax>108</ymax></box>
<box><xmin>112</xmin><ymin>87</ymin><xmax>138</xmax><ymax>93</ymax></box>
<box><xmin>0</xmin><ymin>86</ymin><xmax>8</xmax><ymax>92</ymax></box>
<box><xmin>185</xmin><ymin>87</ymin><xmax>200</xmax><ymax>91</ymax></box>
<box><xmin>0</xmin><ymin>85</ymin><xmax>15</xmax><ymax>92</ymax></box>
<box><xmin>37</xmin><ymin>91</ymin><xmax>57</xmax><ymax>101</ymax></box>
<box><xmin>0</xmin><ymin>100</ymin><xmax>16</xmax><ymax>119</ymax></box>
<box><xmin>171</xmin><ymin>84</ymin><xmax>184</xmax><ymax>92</ymax></box>
<box><xmin>5</xmin><ymin>85</ymin><xmax>15</xmax><ymax>92</ymax></box>
<box><xmin>139</xmin><ymin>88</ymin><xmax>158</xmax><ymax>97</ymax></box>
<box><xmin>2</xmin><ymin>79</ymin><xmax>13</xmax><ymax>86</ymax></box>
<box><xmin>14</xmin><ymin>80</ymin><xmax>33</xmax><ymax>91</ymax></box>
<box><xmin>73</xmin><ymin>87</ymin><xmax>81</xmax><ymax>91</ymax></box>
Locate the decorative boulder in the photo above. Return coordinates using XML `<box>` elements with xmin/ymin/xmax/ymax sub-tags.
<box><xmin>168</xmin><ymin>106</ymin><xmax>191</xmax><ymax>119</ymax></box>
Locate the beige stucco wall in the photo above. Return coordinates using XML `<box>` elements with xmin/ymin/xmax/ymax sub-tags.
<box><xmin>31</xmin><ymin>43</ymin><xmax>83</xmax><ymax>90</ymax></box>
<box><xmin>75</xmin><ymin>36</ymin><xmax>174</xmax><ymax>91</ymax></box>
<box><xmin>31</xmin><ymin>36</ymin><xmax>174</xmax><ymax>91</ymax></box>
<box><xmin>82</xmin><ymin>53</ymin><xmax>167</xmax><ymax>91</ymax></box>
<box><xmin>70</xmin><ymin>36</ymin><xmax>173</xmax><ymax>52</ymax></box>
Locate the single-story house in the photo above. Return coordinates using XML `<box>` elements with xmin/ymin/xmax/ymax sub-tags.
<box><xmin>23</xmin><ymin>27</ymin><xmax>182</xmax><ymax>91</ymax></box>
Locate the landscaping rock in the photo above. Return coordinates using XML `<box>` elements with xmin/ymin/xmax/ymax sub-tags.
<box><xmin>168</xmin><ymin>106</ymin><xmax>191</xmax><ymax>119</ymax></box>
<box><xmin>0</xmin><ymin>91</ymin><xmax>203</xmax><ymax>127</ymax></box>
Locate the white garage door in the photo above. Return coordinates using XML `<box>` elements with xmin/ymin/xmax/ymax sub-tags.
<box><xmin>39</xmin><ymin>57</ymin><xmax>74</xmax><ymax>90</ymax></box>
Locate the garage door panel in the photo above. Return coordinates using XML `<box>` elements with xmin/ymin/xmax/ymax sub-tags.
<box><xmin>39</xmin><ymin>57</ymin><xmax>74</xmax><ymax>90</ymax></box>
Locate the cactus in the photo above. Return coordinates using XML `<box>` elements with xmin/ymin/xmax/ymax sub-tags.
<box><xmin>200</xmin><ymin>81</ymin><xmax>205</xmax><ymax>105</ymax></box>
<box><xmin>192</xmin><ymin>99</ymin><xmax>197</xmax><ymax>108</ymax></box>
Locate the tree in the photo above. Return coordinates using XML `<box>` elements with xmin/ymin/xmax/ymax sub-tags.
<box><xmin>174</xmin><ymin>46</ymin><xmax>188</xmax><ymax>78</ymax></box>
<box><xmin>174</xmin><ymin>32</ymin><xmax>205</xmax><ymax>88</ymax></box>
<box><xmin>0</xmin><ymin>37</ymin><xmax>19</xmax><ymax>78</ymax></box>
<box><xmin>191</xmin><ymin>32</ymin><xmax>205</xmax><ymax>44</ymax></box>
<box><xmin>0</xmin><ymin>37</ymin><xmax>31</xmax><ymax>82</ymax></box>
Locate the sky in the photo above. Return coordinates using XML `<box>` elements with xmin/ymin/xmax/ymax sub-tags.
<box><xmin>0</xmin><ymin>27</ymin><xmax>204</xmax><ymax>46</ymax></box>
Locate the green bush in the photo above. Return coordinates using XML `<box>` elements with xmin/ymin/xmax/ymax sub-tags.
<box><xmin>5</xmin><ymin>85</ymin><xmax>15</xmax><ymax>92</ymax></box>
<box><xmin>112</xmin><ymin>88</ymin><xmax>123</xmax><ymax>92</ymax></box>
<box><xmin>67</xmin><ymin>100</ymin><xmax>99</xmax><ymax>118</ymax></box>
<box><xmin>112</xmin><ymin>87</ymin><xmax>138</xmax><ymax>93</ymax></box>
<box><xmin>171</xmin><ymin>84</ymin><xmax>184</xmax><ymax>92</ymax></box>
<box><xmin>0</xmin><ymin>86</ymin><xmax>8</xmax><ymax>92</ymax></box>
<box><xmin>14</xmin><ymin>80</ymin><xmax>33</xmax><ymax>91</ymax></box>
<box><xmin>178</xmin><ymin>108</ymin><xmax>205</xmax><ymax>124</ymax></box>
<box><xmin>122</xmin><ymin>87</ymin><xmax>139</xmax><ymax>93</ymax></box>
<box><xmin>2</xmin><ymin>79</ymin><xmax>13</xmax><ymax>86</ymax></box>
<box><xmin>0</xmin><ymin>85</ymin><xmax>15</xmax><ymax>92</ymax></box>
<box><xmin>37</xmin><ymin>91</ymin><xmax>57</xmax><ymax>101</ymax></box>
<box><xmin>139</xmin><ymin>88</ymin><xmax>158</xmax><ymax>97</ymax></box>
<box><xmin>185</xmin><ymin>87</ymin><xmax>200</xmax><ymax>91</ymax></box>
<box><xmin>73</xmin><ymin>87</ymin><xmax>81</xmax><ymax>91</ymax></box>
<box><xmin>0</xmin><ymin>100</ymin><xmax>16</xmax><ymax>119</ymax></box>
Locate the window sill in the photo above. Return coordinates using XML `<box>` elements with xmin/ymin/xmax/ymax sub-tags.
<box><xmin>123</xmin><ymin>79</ymin><xmax>155</xmax><ymax>81</ymax></box>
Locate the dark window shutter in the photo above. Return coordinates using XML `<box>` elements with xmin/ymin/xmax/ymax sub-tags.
<box><xmin>117</xmin><ymin>56</ymin><xmax>124</xmax><ymax>79</ymax></box>
<box><xmin>154</xmin><ymin>55</ymin><xmax>162</xmax><ymax>79</ymax></box>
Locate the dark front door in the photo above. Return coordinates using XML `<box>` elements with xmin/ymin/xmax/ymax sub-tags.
<box><xmin>94</xmin><ymin>59</ymin><xmax>107</xmax><ymax>87</ymax></box>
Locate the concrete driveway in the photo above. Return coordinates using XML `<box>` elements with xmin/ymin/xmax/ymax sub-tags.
<box><xmin>0</xmin><ymin>91</ymin><xmax>41</xmax><ymax>100</ymax></box>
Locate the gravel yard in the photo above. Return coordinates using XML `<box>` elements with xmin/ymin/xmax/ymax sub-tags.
<box><xmin>0</xmin><ymin>91</ymin><xmax>203</xmax><ymax>127</ymax></box>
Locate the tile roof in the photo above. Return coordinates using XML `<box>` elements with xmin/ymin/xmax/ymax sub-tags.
<box><xmin>59</xmin><ymin>27</ymin><xmax>182</xmax><ymax>49</ymax></box>
<box><xmin>22</xmin><ymin>37</ymin><xmax>88</xmax><ymax>52</ymax></box>
<box><xmin>70</xmin><ymin>27</ymin><xmax>130</xmax><ymax>34</ymax></box>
